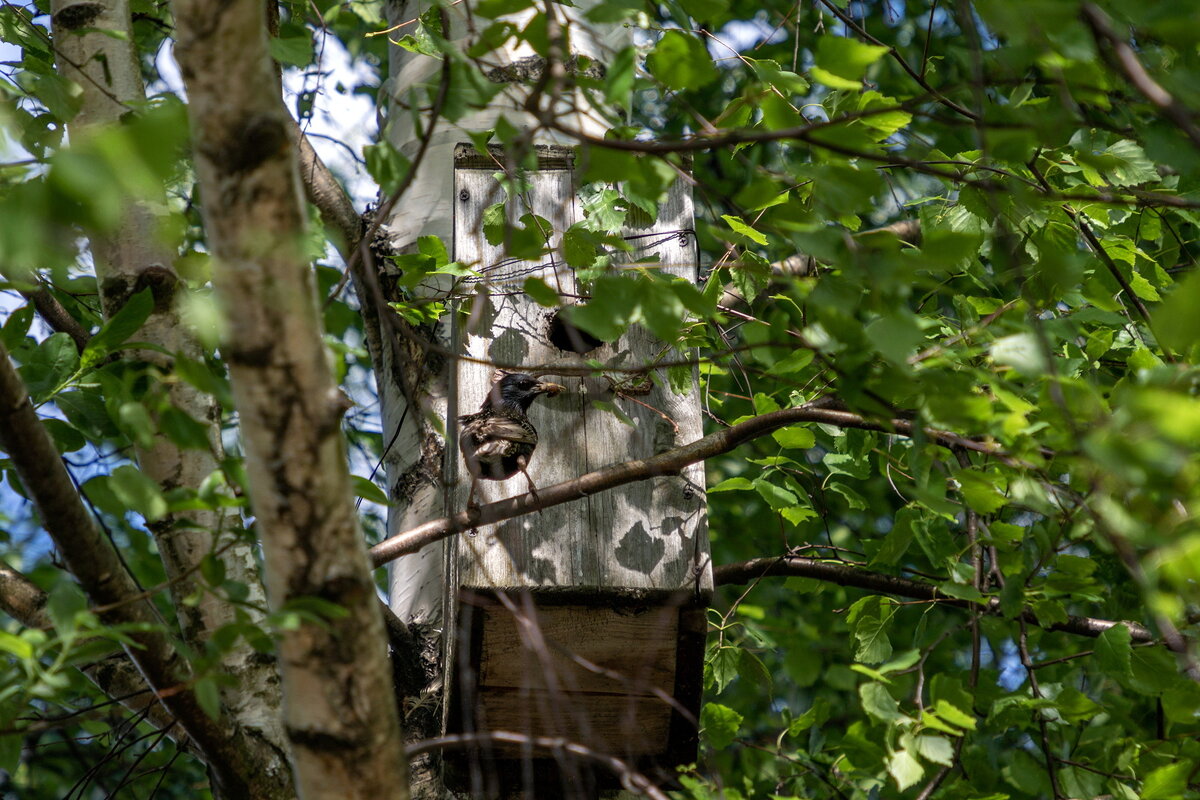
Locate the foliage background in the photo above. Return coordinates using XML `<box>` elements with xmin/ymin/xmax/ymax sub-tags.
<box><xmin>3</xmin><ymin>0</ymin><xmax>1200</xmax><ymax>797</ymax></box>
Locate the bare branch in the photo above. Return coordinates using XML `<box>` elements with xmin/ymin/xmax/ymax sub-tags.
<box><xmin>0</xmin><ymin>343</ymin><xmax>254</xmax><ymax>796</ymax></box>
<box><xmin>714</xmin><ymin>556</ymin><xmax>1155</xmax><ymax>644</ymax></box>
<box><xmin>1082</xmin><ymin>3</ymin><xmax>1200</xmax><ymax>152</ymax></box>
<box><xmin>21</xmin><ymin>286</ymin><xmax>91</xmax><ymax>353</ymax></box>
<box><xmin>0</xmin><ymin>561</ymin><xmax>48</xmax><ymax>625</ymax></box>
<box><xmin>370</xmin><ymin>400</ymin><xmax>1024</xmax><ymax>567</ymax></box>
<box><xmin>296</xmin><ymin>128</ymin><xmax>362</xmax><ymax>255</ymax></box>
<box><xmin>406</xmin><ymin>731</ymin><xmax>671</xmax><ymax>800</ymax></box>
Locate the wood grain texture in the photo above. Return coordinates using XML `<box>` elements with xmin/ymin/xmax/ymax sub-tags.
<box><xmin>450</xmin><ymin>149</ymin><xmax>712</xmax><ymax>599</ymax></box>
<box><xmin>476</xmin><ymin>692</ymin><xmax>672</xmax><ymax>758</ymax></box>
<box><xmin>477</xmin><ymin>604</ymin><xmax>678</xmax><ymax>694</ymax></box>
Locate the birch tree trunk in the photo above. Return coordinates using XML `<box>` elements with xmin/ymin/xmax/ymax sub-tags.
<box><xmin>49</xmin><ymin>0</ymin><xmax>291</xmax><ymax>789</ymax></box>
<box><xmin>171</xmin><ymin>0</ymin><xmax>408</xmax><ymax>797</ymax></box>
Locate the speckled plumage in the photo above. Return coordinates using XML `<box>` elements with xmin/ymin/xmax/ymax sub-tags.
<box><xmin>458</xmin><ymin>372</ymin><xmax>563</xmax><ymax>508</ymax></box>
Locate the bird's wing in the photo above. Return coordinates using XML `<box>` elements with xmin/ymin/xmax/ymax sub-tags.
<box><xmin>469</xmin><ymin>415</ymin><xmax>537</xmax><ymax>446</ymax></box>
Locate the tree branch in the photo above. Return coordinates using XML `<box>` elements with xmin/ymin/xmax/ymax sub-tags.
<box><xmin>719</xmin><ymin>219</ymin><xmax>922</xmax><ymax>307</ymax></box>
<box><xmin>296</xmin><ymin>128</ymin><xmax>362</xmax><ymax>255</ymax></box>
<box><xmin>21</xmin><ymin>286</ymin><xmax>91</xmax><ymax>353</ymax></box>
<box><xmin>0</xmin><ymin>561</ymin><xmax>48</xmax><ymax>625</ymax></box>
<box><xmin>0</xmin><ymin>343</ymin><xmax>254</xmax><ymax>797</ymax></box>
<box><xmin>1081</xmin><ymin>4</ymin><xmax>1200</xmax><ymax>152</ymax></box>
<box><xmin>0</xmin><ymin>562</ymin><xmax>187</xmax><ymax>746</ymax></box>
<box><xmin>713</xmin><ymin>556</ymin><xmax>1154</xmax><ymax>644</ymax></box>
<box><xmin>370</xmin><ymin>400</ymin><xmax>1018</xmax><ymax>567</ymax></box>
<box><xmin>406</xmin><ymin>731</ymin><xmax>671</xmax><ymax>800</ymax></box>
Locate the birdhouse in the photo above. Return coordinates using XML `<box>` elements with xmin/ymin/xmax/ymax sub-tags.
<box><xmin>443</xmin><ymin>143</ymin><xmax>712</xmax><ymax>791</ymax></box>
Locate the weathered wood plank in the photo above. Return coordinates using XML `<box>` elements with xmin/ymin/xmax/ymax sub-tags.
<box><xmin>450</xmin><ymin>148</ymin><xmax>712</xmax><ymax>599</ymax></box>
<box><xmin>451</xmin><ymin>150</ymin><xmax>589</xmax><ymax>588</ymax></box>
<box><xmin>476</xmin><ymin>604</ymin><xmax>678</xmax><ymax>695</ymax></box>
<box><xmin>475</xmin><ymin>691</ymin><xmax>673</xmax><ymax>758</ymax></box>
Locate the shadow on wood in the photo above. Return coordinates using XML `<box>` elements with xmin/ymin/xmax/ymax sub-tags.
<box><xmin>438</xmin><ymin>144</ymin><xmax>712</xmax><ymax>797</ymax></box>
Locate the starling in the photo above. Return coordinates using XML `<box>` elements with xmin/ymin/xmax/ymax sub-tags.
<box><xmin>458</xmin><ymin>371</ymin><xmax>564</xmax><ymax>509</ymax></box>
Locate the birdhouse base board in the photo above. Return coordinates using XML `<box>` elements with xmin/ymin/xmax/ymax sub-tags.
<box><xmin>444</xmin><ymin>590</ymin><xmax>706</xmax><ymax>793</ymax></box>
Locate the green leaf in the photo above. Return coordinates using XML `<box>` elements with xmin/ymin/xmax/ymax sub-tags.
<box><xmin>788</xmin><ymin>697</ymin><xmax>830</xmax><ymax>735</ymax></box>
<box><xmin>523</xmin><ymin>277</ymin><xmax>560</xmax><ymax>307</ymax></box>
<box><xmin>352</xmin><ymin>475</ymin><xmax>390</xmax><ymax>506</ymax></box>
<box><xmin>700</xmin><ymin>702</ymin><xmax>742</xmax><ymax>749</ymax></box>
<box><xmin>811</xmin><ymin>35</ymin><xmax>889</xmax><ymax>90</ymax></box>
<box><xmin>847</xmin><ymin>596</ymin><xmax>896</xmax><ymax>663</ymax></box>
<box><xmin>772</xmin><ymin>427</ymin><xmax>815</xmax><ymax>449</ymax></box>
<box><xmin>118</xmin><ymin>401</ymin><xmax>157</xmax><ymax>449</ymax></box>
<box><xmin>1155</xmin><ymin>269</ymin><xmax>1200</xmax><ymax>352</ymax></box>
<box><xmin>721</xmin><ymin>214</ymin><xmax>768</xmax><ymax>246</ymax></box>
<box><xmin>766</xmin><ymin>348</ymin><xmax>815</xmax><ymax>375</ymax></box>
<box><xmin>1095</xmin><ymin>623</ymin><xmax>1133</xmax><ymax>681</ymax></box>
<box><xmin>865</xmin><ymin>312</ymin><xmax>923</xmax><ymax>365</ymax></box>
<box><xmin>888</xmin><ymin>750</ymin><xmax>924</xmax><ymax>791</ymax></box>
<box><xmin>929</xmin><ymin>698</ymin><xmax>975</xmax><ymax>731</ymax></box>
<box><xmin>475</xmin><ymin>0</ymin><xmax>533</xmax><ymax>18</ymax></box>
<box><xmin>913</xmin><ymin>735</ymin><xmax>954</xmax><ymax>766</ymax></box>
<box><xmin>709</xmin><ymin>646</ymin><xmax>740</xmax><ymax>693</ymax></box>
<box><xmin>749</xmin><ymin>58</ymin><xmax>809</xmax><ymax>95</ymax></box>
<box><xmin>20</xmin><ymin>332</ymin><xmax>79</xmax><ymax>401</ymax></box>
<box><xmin>269</xmin><ymin>33</ymin><xmax>314</xmax><ymax>66</ymax></box>
<box><xmin>193</xmin><ymin>675</ymin><xmax>222</xmax><ymax>720</ymax></box>
<box><xmin>1</xmin><ymin>303</ymin><xmax>35</xmax><ymax>350</ymax></box>
<box><xmin>0</xmin><ymin>630</ymin><xmax>33</xmax><ymax>661</ymax></box>
<box><xmin>393</xmin><ymin>6</ymin><xmax>445</xmax><ymax>56</ymax></box>
<box><xmin>955</xmin><ymin>470</ymin><xmax>1007</xmax><ymax>514</ymax></box>
<box><xmin>363</xmin><ymin>142</ymin><xmax>411</xmax><ymax>196</ymax></box>
<box><xmin>46</xmin><ymin>581</ymin><xmax>87</xmax><ymax>632</ymax></box>
<box><xmin>937</xmin><ymin>582</ymin><xmax>984</xmax><ymax>603</ymax></box>
<box><xmin>738</xmin><ymin>648</ymin><xmax>772</xmax><ymax>689</ymax></box>
<box><xmin>562</xmin><ymin>224</ymin><xmax>603</xmax><ymax>268</ymax></box>
<box><xmin>1099</xmin><ymin>139</ymin><xmax>1158</xmax><ymax>187</ymax></box>
<box><xmin>82</xmin><ymin>288</ymin><xmax>153</xmax><ymax>366</ymax></box>
<box><xmin>646</xmin><ymin>30</ymin><xmax>719</xmax><ymax>91</ymax></box>
<box><xmin>1142</xmin><ymin>761</ymin><xmax>1189</xmax><ymax>800</ymax></box>
<box><xmin>860</xmin><ymin>681</ymin><xmax>908</xmax><ymax>723</ymax></box>
<box><xmin>709</xmin><ymin>477</ymin><xmax>753</xmax><ymax>492</ymax></box>
<box><xmin>43</xmin><ymin>419</ymin><xmax>86</xmax><ymax>453</ymax></box>
<box><xmin>109</xmin><ymin>464</ymin><xmax>168</xmax><ymax>522</ymax></box>
<box><xmin>159</xmin><ymin>407</ymin><xmax>213</xmax><ymax>450</ymax></box>
<box><xmin>753</xmin><ymin>477</ymin><xmax>797</xmax><ymax>510</ymax></box>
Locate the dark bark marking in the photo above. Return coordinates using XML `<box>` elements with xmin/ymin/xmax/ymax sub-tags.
<box><xmin>394</xmin><ymin>438</ymin><xmax>444</xmax><ymax>504</ymax></box>
<box><xmin>285</xmin><ymin>725</ymin><xmax>369</xmax><ymax>752</ymax></box>
<box><xmin>218</xmin><ymin>112</ymin><xmax>289</xmax><ymax>174</ymax></box>
<box><xmin>485</xmin><ymin>54</ymin><xmax>606</xmax><ymax>84</ymax></box>
<box><xmin>53</xmin><ymin>2</ymin><xmax>104</xmax><ymax>29</ymax></box>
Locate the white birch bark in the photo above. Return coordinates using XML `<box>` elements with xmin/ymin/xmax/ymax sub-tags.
<box><xmin>50</xmin><ymin>0</ymin><xmax>291</xmax><ymax>791</ymax></box>
<box><xmin>172</xmin><ymin>0</ymin><xmax>408</xmax><ymax>796</ymax></box>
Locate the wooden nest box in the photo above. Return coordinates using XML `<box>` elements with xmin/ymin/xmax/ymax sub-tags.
<box><xmin>443</xmin><ymin>144</ymin><xmax>712</xmax><ymax>792</ymax></box>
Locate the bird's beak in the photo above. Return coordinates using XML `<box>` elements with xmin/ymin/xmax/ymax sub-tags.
<box><xmin>535</xmin><ymin>381</ymin><xmax>565</xmax><ymax>397</ymax></box>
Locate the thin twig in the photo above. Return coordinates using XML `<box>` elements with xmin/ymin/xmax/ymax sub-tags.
<box><xmin>406</xmin><ymin>731</ymin><xmax>671</xmax><ymax>800</ymax></box>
